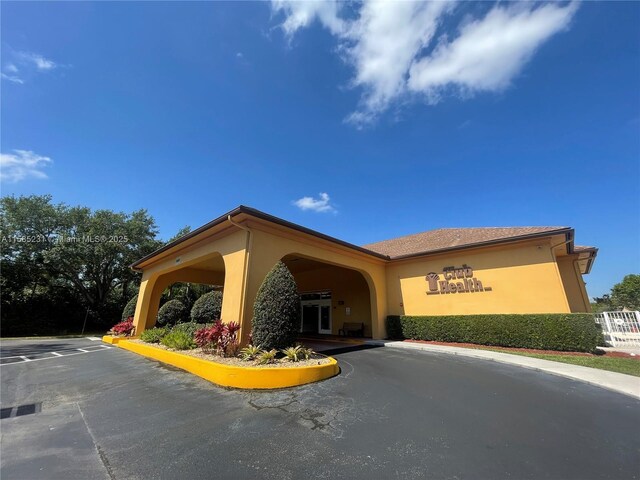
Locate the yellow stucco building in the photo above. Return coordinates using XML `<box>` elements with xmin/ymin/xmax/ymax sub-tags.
<box><xmin>130</xmin><ymin>206</ymin><xmax>597</xmax><ymax>341</ymax></box>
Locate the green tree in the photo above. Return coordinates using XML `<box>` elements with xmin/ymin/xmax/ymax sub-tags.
<box><xmin>610</xmin><ymin>274</ymin><xmax>640</xmax><ymax>310</ymax></box>
<box><xmin>167</xmin><ymin>225</ymin><xmax>191</xmax><ymax>243</ymax></box>
<box><xmin>590</xmin><ymin>294</ymin><xmax>612</xmax><ymax>313</ymax></box>
<box><xmin>1</xmin><ymin>195</ymin><xmax>162</xmax><ymax>333</ymax></box>
<box><xmin>251</xmin><ymin>261</ymin><xmax>300</xmax><ymax>350</ymax></box>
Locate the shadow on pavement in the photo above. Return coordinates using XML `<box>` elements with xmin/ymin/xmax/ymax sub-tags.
<box><xmin>319</xmin><ymin>344</ymin><xmax>383</xmax><ymax>356</ymax></box>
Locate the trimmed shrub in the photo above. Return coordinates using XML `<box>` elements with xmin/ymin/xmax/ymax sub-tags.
<box><xmin>171</xmin><ymin>321</ymin><xmax>209</xmax><ymax>338</ymax></box>
<box><xmin>386</xmin><ymin>314</ymin><xmax>602</xmax><ymax>352</ymax></box>
<box><xmin>161</xmin><ymin>330</ymin><xmax>195</xmax><ymax>350</ymax></box>
<box><xmin>386</xmin><ymin>315</ymin><xmax>403</xmax><ymax>340</ymax></box>
<box><xmin>121</xmin><ymin>295</ymin><xmax>139</xmax><ymax>321</ymax></box>
<box><xmin>140</xmin><ymin>326</ymin><xmax>168</xmax><ymax>343</ymax></box>
<box><xmin>251</xmin><ymin>261</ymin><xmax>300</xmax><ymax>350</ymax></box>
<box><xmin>157</xmin><ymin>299</ymin><xmax>188</xmax><ymax>326</ymax></box>
<box><xmin>190</xmin><ymin>291</ymin><xmax>223</xmax><ymax>324</ymax></box>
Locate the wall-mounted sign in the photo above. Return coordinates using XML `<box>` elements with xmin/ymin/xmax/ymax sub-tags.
<box><xmin>426</xmin><ymin>265</ymin><xmax>492</xmax><ymax>295</ymax></box>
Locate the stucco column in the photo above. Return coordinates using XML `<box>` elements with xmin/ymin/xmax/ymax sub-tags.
<box><xmin>363</xmin><ymin>270</ymin><xmax>387</xmax><ymax>340</ymax></box>
<box><xmin>221</xmin><ymin>248</ymin><xmax>251</xmax><ymax>342</ymax></box>
<box><xmin>133</xmin><ymin>274</ymin><xmax>165</xmax><ymax>335</ymax></box>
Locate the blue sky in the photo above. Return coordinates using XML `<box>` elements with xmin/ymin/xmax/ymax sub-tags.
<box><xmin>1</xmin><ymin>1</ymin><xmax>638</xmax><ymax>298</ymax></box>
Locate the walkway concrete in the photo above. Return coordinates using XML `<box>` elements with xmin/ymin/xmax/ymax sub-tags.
<box><xmin>600</xmin><ymin>346</ymin><xmax>640</xmax><ymax>355</ymax></box>
<box><xmin>368</xmin><ymin>340</ymin><xmax>640</xmax><ymax>400</ymax></box>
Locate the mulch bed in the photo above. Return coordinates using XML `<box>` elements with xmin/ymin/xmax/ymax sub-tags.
<box><xmin>129</xmin><ymin>339</ymin><xmax>331</xmax><ymax>368</ymax></box>
<box><xmin>404</xmin><ymin>339</ymin><xmax>640</xmax><ymax>359</ymax></box>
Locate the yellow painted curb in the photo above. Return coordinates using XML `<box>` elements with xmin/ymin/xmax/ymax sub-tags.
<box><xmin>115</xmin><ymin>340</ymin><xmax>339</xmax><ymax>389</ymax></box>
<box><xmin>103</xmin><ymin>335</ymin><xmax>139</xmax><ymax>344</ymax></box>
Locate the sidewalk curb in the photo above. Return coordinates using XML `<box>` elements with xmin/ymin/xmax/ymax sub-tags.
<box><xmin>367</xmin><ymin>340</ymin><xmax>640</xmax><ymax>400</ymax></box>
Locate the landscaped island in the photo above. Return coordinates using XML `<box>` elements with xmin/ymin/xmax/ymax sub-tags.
<box><xmin>106</xmin><ymin>261</ymin><xmax>340</xmax><ymax>388</ymax></box>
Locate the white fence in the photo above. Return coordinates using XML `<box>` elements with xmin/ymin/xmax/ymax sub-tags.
<box><xmin>594</xmin><ymin>311</ymin><xmax>640</xmax><ymax>348</ymax></box>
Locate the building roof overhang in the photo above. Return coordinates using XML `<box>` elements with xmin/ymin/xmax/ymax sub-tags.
<box><xmin>130</xmin><ymin>206</ymin><xmax>596</xmax><ymax>273</ymax></box>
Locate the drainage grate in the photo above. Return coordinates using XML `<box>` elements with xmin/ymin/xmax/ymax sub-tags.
<box><xmin>0</xmin><ymin>402</ymin><xmax>42</xmax><ymax>419</ymax></box>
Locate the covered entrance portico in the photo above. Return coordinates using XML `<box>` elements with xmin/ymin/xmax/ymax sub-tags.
<box><xmin>130</xmin><ymin>206</ymin><xmax>388</xmax><ymax>342</ymax></box>
<box><xmin>283</xmin><ymin>254</ymin><xmax>374</xmax><ymax>337</ymax></box>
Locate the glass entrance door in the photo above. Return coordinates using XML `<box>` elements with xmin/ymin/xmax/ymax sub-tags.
<box><xmin>301</xmin><ymin>304</ymin><xmax>319</xmax><ymax>333</ymax></box>
<box><xmin>300</xmin><ymin>294</ymin><xmax>332</xmax><ymax>335</ymax></box>
<box><xmin>319</xmin><ymin>304</ymin><xmax>331</xmax><ymax>334</ymax></box>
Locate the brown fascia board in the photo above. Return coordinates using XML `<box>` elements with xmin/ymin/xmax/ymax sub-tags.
<box><xmin>387</xmin><ymin>228</ymin><xmax>575</xmax><ymax>262</ymax></box>
<box><xmin>576</xmin><ymin>247</ymin><xmax>598</xmax><ymax>274</ymax></box>
<box><xmin>130</xmin><ymin>206</ymin><xmax>243</xmax><ymax>271</ymax></box>
<box><xmin>130</xmin><ymin>205</ymin><xmax>390</xmax><ymax>271</ymax></box>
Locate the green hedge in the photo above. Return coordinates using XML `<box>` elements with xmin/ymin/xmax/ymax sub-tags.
<box><xmin>121</xmin><ymin>294</ymin><xmax>138</xmax><ymax>321</ymax></box>
<box><xmin>386</xmin><ymin>314</ymin><xmax>603</xmax><ymax>352</ymax></box>
<box><xmin>157</xmin><ymin>299</ymin><xmax>188</xmax><ymax>326</ymax></box>
<box><xmin>190</xmin><ymin>291</ymin><xmax>222</xmax><ymax>323</ymax></box>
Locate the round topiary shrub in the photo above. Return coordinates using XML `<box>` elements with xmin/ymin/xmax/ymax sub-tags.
<box><xmin>251</xmin><ymin>261</ymin><xmax>300</xmax><ymax>350</ymax></box>
<box><xmin>122</xmin><ymin>294</ymin><xmax>138</xmax><ymax>321</ymax></box>
<box><xmin>190</xmin><ymin>291</ymin><xmax>223</xmax><ymax>323</ymax></box>
<box><xmin>156</xmin><ymin>299</ymin><xmax>188</xmax><ymax>326</ymax></box>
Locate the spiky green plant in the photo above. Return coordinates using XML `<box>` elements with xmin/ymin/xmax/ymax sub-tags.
<box><xmin>281</xmin><ymin>345</ymin><xmax>303</xmax><ymax>362</ymax></box>
<box><xmin>256</xmin><ymin>349</ymin><xmax>278</xmax><ymax>365</ymax></box>
<box><xmin>240</xmin><ymin>344</ymin><xmax>262</xmax><ymax>361</ymax></box>
<box><xmin>140</xmin><ymin>326</ymin><xmax>168</xmax><ymax>344</ymax></box>
<box><xmin>299</xmin><ymin>346</ymin><xmax>315</xmax><ymax>360</ymax></box>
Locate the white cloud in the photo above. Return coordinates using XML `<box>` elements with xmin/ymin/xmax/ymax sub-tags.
<box><xmin>1</xmin><ymin>49</ymin><xmax>59</xmax><ymax>84</ymax></box>
<box><xmin>408</xmin><ymin>2</ymin><xmax>578</xmax><ymax>101</ymax></box>
<box><xmin>271</xmin><ymin>1</ymin><xmax>578</xmax><ymax>127</ymax></box>
<box><xmin>17</xmin><ymin>51</ymin><xmax>57</xmax><ymax>70</ymax></box>
<box><xmin>343</xmin><ymin>1</ymin><xmax>454</xmax><ymax>126</ymax></box>
<box><xmin>1</xmin><ymin>72</ymin><xmax>24</xmax><ymax>84</ymax></box>
<box><xmin>0</xmin><ymin>150</ymin><xmax>52</xmax><ymax>182</ymax></box>
<box><xmin>271</xmin><ymin>0</ymin><xmax>346</xmax><ymax>37</ymax></box>
<box><xmin>293</xmin><ymin>192</ymin><xmax>336</xmax><ymax>213</ymax></box>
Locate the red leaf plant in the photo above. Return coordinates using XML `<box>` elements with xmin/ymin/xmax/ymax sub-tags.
<box><xmin>111</xmin><ymin>317</ymin><xmax>134</xmax><ymax>336</ymax></box>
<box><xmin>195</xmin><ymin>320</ymin><xmax>240</xmax><ymax>357</ymax></box>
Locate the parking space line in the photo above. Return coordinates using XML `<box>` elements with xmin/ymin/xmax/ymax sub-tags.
<box><xmin>2</xmin><ymin>348</ymin><xmax>113</xmax><ymax>365</ymax></box>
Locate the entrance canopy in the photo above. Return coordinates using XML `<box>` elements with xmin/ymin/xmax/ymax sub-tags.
<box><xmin>129</xmin><ymin>206</ymin><xmax>387</xmax><ymax>341</ymax></box>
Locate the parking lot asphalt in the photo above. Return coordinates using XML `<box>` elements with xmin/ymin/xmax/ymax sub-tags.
<box><xmin>1</xmin><ymin>337</ymin><xmax>639</xmax><ymax>480</ymax></box>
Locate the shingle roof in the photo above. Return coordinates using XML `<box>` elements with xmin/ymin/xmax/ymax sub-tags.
<box><xmin>363</xmin><ymin>227</ymin><xmax>569</xmax><ymax>259</ymax></box>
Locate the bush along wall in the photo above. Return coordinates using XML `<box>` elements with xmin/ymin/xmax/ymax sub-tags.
<box><xmin>251</xmin><ymin>261</ymin><xmax>300</xmax><ymax>350</ymax></box>
<box><xmin>386</xmin><ymin>314</ymin><xmax>603</xmax><ymax>353</ymax></box>
<box><xmin>157</xmin><ymin>299</ymin><xmax>189</xmax><ymax>326</ymax></box>
<box><xmin>122</xmin><ymin>294</ymin><xmax>138</xmax><ymax>321</ymax></box>
<box><xmin>190</xmin><ymin>291</ymin><xmax>222</xmax><ymax>323</ymax></box>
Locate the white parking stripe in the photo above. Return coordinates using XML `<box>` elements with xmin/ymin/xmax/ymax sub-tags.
<box><xmin>3</xmin><ymin>348</ymin><xmax>113</xmax><ymax>365</ymax></box>
<box><xmin>51</xmin><ymin>352</ymin><xmax>63</xmax><ymax>357</ymax></box>
<box><xmin>86</xmin><ymin>337</ymin><xmax>101</xmax><ymax>341</ymax></box>
<box><xmin>77</xmin><ymin>348</ymin><xmax>89</xmax><ymax>353</ymax></box>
